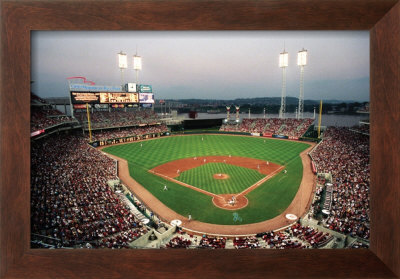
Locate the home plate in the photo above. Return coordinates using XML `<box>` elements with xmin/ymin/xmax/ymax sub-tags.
<box><xmin>285</xmin><ymin>214</ymin><xmax>298</xmax><ymax>221</ymax></box>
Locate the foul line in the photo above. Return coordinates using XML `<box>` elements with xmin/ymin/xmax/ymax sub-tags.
<box><xmin>149</xmin><ymin>170</ymin><xmax>219</xmax><ymax>198</ymax></box>
<box><xmin>238</xmin><ymin>165</ymin><xmax>285</xmax><ymax>196</ymax></box>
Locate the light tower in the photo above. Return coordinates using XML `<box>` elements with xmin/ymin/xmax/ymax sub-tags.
<box><xmin>133</xmin><ymin>53</ymin><xmax>142</xmax><ymax>84</ymax></box>
<box><xmin>117</xmin><ymin>51</ymin><xmax>127</xmax><ymax>86</ymax></box>
<box><xmin>279</xmin><ymin>49</ymin><xmax>288</xmax><ymax>118</ymax></box>
<box><xmin>297</xmin><ymin>48</ymin><xmax>308</xmax><ymax>119</ymax></box>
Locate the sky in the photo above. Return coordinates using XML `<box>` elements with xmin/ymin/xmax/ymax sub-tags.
<box><xmin>31</xmin><ymin>31</ymin><xmax>369</xmax><ymax>101</ymax></box>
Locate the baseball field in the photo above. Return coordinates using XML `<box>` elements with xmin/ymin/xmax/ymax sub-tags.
<box><xmin>103</xmin><ymin>134</ymin><xmax>311</xmax><ymax>226</ymax></box>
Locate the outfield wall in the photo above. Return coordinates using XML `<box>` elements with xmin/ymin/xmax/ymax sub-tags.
<box><xmin>89</xmin><ymin>132</ymin><xmax>166</xmax><ymax>147</ymax></box>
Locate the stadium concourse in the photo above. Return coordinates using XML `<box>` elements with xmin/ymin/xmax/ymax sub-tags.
<box><xmin>30</xmin><ymin>93</ymin><xmax>369</xmax><ymax>249</ymax></box>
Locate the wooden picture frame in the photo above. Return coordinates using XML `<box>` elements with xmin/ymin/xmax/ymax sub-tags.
<box><xmin>1</xmin><ymin>0</ymin><xmax>399</xmax><ymax>278</ymax></box>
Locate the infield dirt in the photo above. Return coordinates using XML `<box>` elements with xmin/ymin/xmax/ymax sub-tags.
<box><xmin>149</xmin><ymin>155</ymin><xmax>282</xmax><ymax>210</ymax></box>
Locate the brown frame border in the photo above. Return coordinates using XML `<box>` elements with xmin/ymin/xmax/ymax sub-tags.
<box><xmin>1</xmin><ymin>1</ymin><xmax>399</xmax><ymax>278</ymax></box>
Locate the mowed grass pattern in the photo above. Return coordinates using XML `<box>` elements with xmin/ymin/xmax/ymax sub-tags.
<box><xmin>103</xmin><ymin>135</ymin><xmax>310</xmax><ymax>225</ymax></box>
<box><xmin>177</xmin><ymin>163</ymin><xmax>265</xmax><ymax>194</ymax></box>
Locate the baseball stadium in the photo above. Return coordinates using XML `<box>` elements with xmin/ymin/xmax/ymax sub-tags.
<box><xmin>30</xmin><ymin>35</ymin><xmax>370</xmax><ymax>250</ymax></box>
<box><xmin>30</xmin><ymin>89</ymin><xmax>370</xmax><ymax>250</ymax></box>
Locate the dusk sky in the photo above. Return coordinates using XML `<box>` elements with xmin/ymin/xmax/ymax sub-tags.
<box><xmin>31</xmin><ymin>31</ymin><xmax>369</xmax><ymax>101</ymax></box>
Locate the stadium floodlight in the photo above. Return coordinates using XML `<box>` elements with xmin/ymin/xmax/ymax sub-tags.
<box><xmin>118</xmin><ymin>51</ymin><xmax>128</xmax><ymax>69</ymax></box>
<box><xmin>279</xmin><ymin>51</ymin><xmax>289</xmax><ymax>68</ymax></box>
<box><xmin>297</xmin><ymin>49</ymin><xmax>308</xmax><ymax>66</ymax></box>
<box><xmin>297</xmin><ymin>48</ymin><xmax>308</xmax><ymax>119</ymax></box>
<box><xmin>118</xmin><ymin>51</ymin><xmax>127</xmax><ymax>86</ymax></box>
<box><xmin>133</xmin><ymin>54</ymin><xmax>142</xmax><ymax>84</ymax></box>
<box><xmin>279</xmin><ymin>50</ymin><xmax>288</xmax><ymax>119</ymax></box>
<box><xmin>133</xmin><ymin>55</ymin><xmax>142</xmax><ymax>70</ymax></box>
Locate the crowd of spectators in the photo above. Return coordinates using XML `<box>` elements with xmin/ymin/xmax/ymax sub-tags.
<box><xmin>261</xmin><ymin>230</ymin><xmax>306</xmax><ymax>249</ymax></box>
<box><xmin>233</xmin><ymin>236</ymin><xmax>260</xmax><ymax>249</ymax></box>
<box><xmin>316</xmin><ymin>175</ymin><xmax>328</xmax><ymax>186</ymax></box>
<box><xmin>91</xmin><ymin>124</ymin><xmax>168</xmax><ymax>141</ymax></box>
<box><xmin>350</xmin><ymin>124</ymin><xmax>370</xmax><ymax>135</ymax></box>
<box><xmin>198</xmin><ymin>235</ymin><xmax>227</xmax><ymax>249</ymax></box>
<box><xmin>74</xmin><ymin>109</ymin><xmax>160</xmax><ymax>129</ymax></box>
<box><xmin>287</xmin><ymin>223</ymin><xmax>334</xmax><ymax>248</ymax></box>
<box><xmin>31</xmin><ymin>133</ymin><xmax>148</xmax><ymax>248</ymax></box>
<box><xmin>165</xmin><ymin>236</ymin><xmax>192</xmax><ymax>248</ymax></box>
<box><xmin>163</xmin><ymin>222</ymin><xmax>335</xmax><ymax>250</ymax></box>
<box><xmin>311</xmin><ymin>127</ymin><xmax>370</xmax><ymax>239</ymax></box>
<box><xmin>31</xmin><ymin>92</ymin><xmax>48</xmax><ymax>104</ymax></box>
<box><xmin>219</xmin><ymin>123</ymin><xmax>240</xmax><ymax>132</ymax></box>
<box><xmin>220</xmin><ymin>118</ymin><xmax>314</xmax><ymax>137</ymax></box>
<box><xmin>31</xmin><ymin>106</ymin><xmax>75</xmax><ymax>132</ymax></box>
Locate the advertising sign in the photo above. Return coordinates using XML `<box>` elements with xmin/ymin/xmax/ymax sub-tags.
<box><xmin>272</xmin><ymin>134</ymin><xmax>289</xmax><ymax>139</ymax></box>
<box><xmin>71</xmin><ymin>92</ymin><xmax>138</xmax><ymax>104</ymax></box>
<box><xmin>73</xmin><ymin>104</ymin><xmax>90</xmax><ymax>109</ymax></box>
<box><xmin>125</xmin><ymin>83</ymin><xmax>136</xmax><ymax>92</ymax></box>
<box><xmin>94</xmin><ymin>104</ymin><xmax>109</xmax><ymax>109</ymax></box>
<box><xmin>138</xmin><ymin>84</ymin><xmax>152</xmax><ymax>93</ymax></box>
<box><xmin>99</xmin><ymin>92</ymin><xmax>138</xmax><ymax>103</ymax></box>
<box><xmin>71</xmin><ymin>92</ymin><xmax>100</xmax><ymax>104</ymax></box>
<box><xmin>311</xmin><ymin>161</ymin><xmax>317</xmax><ymax>174</ymax></box>
<box><xmin>139</xmin><ymin>93</ymin><xmax>155</xmax><ymax>104</ymax></box>
<box><xmin>140</xmin><ymin>103</ymin><xmax>153</xmax><ymax>108</ymax></box>
<box><xmin>111</xmin><ymin>104</ymin><xmax>125</xmax><ymax>108</ymax></box>
<box><xmin>69</xmin><ymin>83</ymin><xmax>122</xmax><ymax>92</ymax></box>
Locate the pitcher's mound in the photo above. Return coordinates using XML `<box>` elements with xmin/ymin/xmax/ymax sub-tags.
<box><xmin>213</xmin><ymin>173</ymin><xmax>229</xmax><ymax>180</ymax></box>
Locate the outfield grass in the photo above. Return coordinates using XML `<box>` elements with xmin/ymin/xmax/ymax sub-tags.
<box><xmin>176</xmin><ymin>163</ymin><xmax>265</xmax><ymax>195</ymax></box>
<box><xmin>103</xmin><ymin>135</ymin><xmax>310</xmax><ymax>225</ymax></box>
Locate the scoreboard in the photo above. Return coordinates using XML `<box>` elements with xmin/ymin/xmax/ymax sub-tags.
<box><xmin>69</xmin><ymin>82</ymin><xmax>154</xmax><ymax>108</ymax></box>
<box><xmin>71</xmin><ymin>92</ymin><xmax>139</xmax><ymax>104</ymax></box>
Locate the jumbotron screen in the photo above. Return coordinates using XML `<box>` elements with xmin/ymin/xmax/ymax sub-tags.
<box><xmin>71</xmin><ymin>92</ymin><xmax>139</xmax><ymax>104</ymax></box>
<box><xmin>139</xmin><ymin>93</ymin><xmax>155</xmax><ymax>104</ymax></box>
